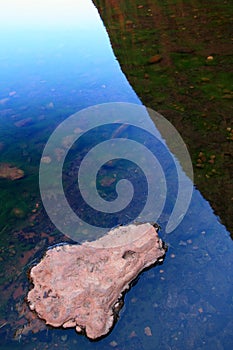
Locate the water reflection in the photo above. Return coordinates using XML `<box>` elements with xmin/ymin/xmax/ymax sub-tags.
<box><xmin>0</xmin><ymin>0</ymin><xmax>232</xmax><ymax>349</ymax></box>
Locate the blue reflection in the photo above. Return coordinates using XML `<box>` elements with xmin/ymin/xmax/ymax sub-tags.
<box><xmin>0</xmin><ymin>0</ymin><xmax>139</xmax><ymax>131</ymax></box>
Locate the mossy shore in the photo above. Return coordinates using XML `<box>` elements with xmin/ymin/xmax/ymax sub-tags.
<box><xmin>92</xmin><ymin>0</ymin><xmax>233</xmax><ymax>236</ymax></box>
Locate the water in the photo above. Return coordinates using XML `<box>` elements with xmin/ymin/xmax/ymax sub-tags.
<box><xmin>0</xmin><ymin>1</ymin><xmax>233</xmax><ymax>349</ymax></box>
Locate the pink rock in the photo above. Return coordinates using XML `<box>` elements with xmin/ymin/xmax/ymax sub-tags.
<box><xmin>27</xmin><ymin>223</ymin><xmax>165</xmax><ymax>339</ymax></box>
<box><xmin>0</xmin><ymin>163</ymin><xmax>24</xmax><ymax>180</ymax></box>
<box><xmin>14</xmin><ymin>117</ymin><xmax>32</xmax><ymax>128</ymax></box>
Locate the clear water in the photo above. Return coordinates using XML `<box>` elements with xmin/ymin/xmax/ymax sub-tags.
<box><xmin>0</xmin><ymin>1</ymin><xmax>232</xmax><ymax>349</ymax></box>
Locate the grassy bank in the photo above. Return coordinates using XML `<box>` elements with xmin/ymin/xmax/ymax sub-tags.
<box><xmin>92</xmin><ymin>0</ymin><xmax>233</xmax><ymax>236</ymax></box>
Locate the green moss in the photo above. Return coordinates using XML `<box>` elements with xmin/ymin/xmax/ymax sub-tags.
<box><xmin>93</xmin><ymin>0</ymin><xmax>233</xmax><ymax>234</ymax></box>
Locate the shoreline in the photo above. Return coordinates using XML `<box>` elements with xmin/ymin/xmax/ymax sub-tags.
<box><xmin>92</xmin><ymin>0</ymin><xmax>233</xmax><ymax>236</ymax></box>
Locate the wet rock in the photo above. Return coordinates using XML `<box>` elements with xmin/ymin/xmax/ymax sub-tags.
<box><xmin>55</xmin><ymin>148</ymin><xmax>65</xmax><ymax>161</ymax></box>
<box><xmin>0</xmin><ymin>163</ymin><xmax>24</xmax><ymax>180</ymax></box>
<box><xmin>12</xmin><ymin>207</ymin><xmax>26</xmax><ymax>219</ymax></box>
<box><xmin>46</xmin><ymin>102</ymin><xmax>54</xmax><ymax>109</ymax></box>
<box><xmin>9</xmin><ymin>91</ymin><xmax>16</xmax><ymax>96</ymax></box>
<box><xmin>61</xmin><ymin>334</ymin><xmax>68</xmax><ymax>342</ymax></box>
<box><xmin>110</xmin><ymin>340</ymin><xmax>118</xmax><ymax>347</ymax></box>
<box><xmin>100</xmin><ymin>176</ymin><xmax>116</xmax><ymax>187</ymax></box>
<box><xmin>14</xmin><ymin>117</ymin><xmax>33</xmax><ymax>128</ymax></box>
<box><xmin>41</xmin><ymin>156</ymin><xmax>52</xmax><ymax>164</ymax></box>
<box><xmin>144</xmin><ymin>326</ymin><xmax>152</xmax><ymax>336</ymax></box>
<box><xmin>0</xmin><ymin>98</ymin><xmax>9</xmax><ymax>105</ymax></box>
<box><xmin>27</xmin><ymin>223</ymin><xmax>165</xmax><ymax>339</ymax></box>
<box><xmin>129</xmin><ymin>330</ymin><xmax>137</xmax><ymax>338</ymax></box>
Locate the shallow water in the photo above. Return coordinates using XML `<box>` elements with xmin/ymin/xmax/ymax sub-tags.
<box><xmin>0</xmin><ymin>1</ymin><xmax>232</xmax><ymax>349</ymax></box>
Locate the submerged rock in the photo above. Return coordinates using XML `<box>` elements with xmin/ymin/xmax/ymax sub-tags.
<box><xmin>0</xmin><ymin>163</ymin><xmax>24</xmax><ymax>180</ymax></box>
<box><xmin>14</xmin><ymin>117</ymin><xmax>33</xmax><ymax>127</ymax></box>
<box><xmin>27</xmin><ymin>223</ymin><xmax>165</xmax><ymax>339</ymax></box>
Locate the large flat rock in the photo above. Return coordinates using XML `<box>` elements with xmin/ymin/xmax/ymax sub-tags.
<box><xmin>27</xmin><ymin>223</ymin><xmax>165</xmax><ymax>339</ymax></box>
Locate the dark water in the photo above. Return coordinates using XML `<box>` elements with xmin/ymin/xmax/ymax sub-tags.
<box><xmin>0</xmin><ymin>1</ymin><xmax>233</xmax><ymax>349</ymax></box>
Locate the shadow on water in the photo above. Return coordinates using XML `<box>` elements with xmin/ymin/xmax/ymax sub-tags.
<box><xmin>92</xmin><ymin>0</ymin><xmax>233</xmax><ymax>236</ymax></box>
<box><xmin>0</xmin><ymin>0</ymin><xmax>232</xmax><ymax>349</ymax></box>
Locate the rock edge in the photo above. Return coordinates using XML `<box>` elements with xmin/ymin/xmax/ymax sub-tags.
<box><xmin>27</xmin><ymin>223</ymin><xmax>165</xmax><ymax>339</ymax></box>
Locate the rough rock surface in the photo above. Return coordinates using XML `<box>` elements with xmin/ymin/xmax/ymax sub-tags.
<box><xmin>27</xmin><ymin>223</ymin><xmax>165</xmax><ymax>339</ymax></box>
<box><xmin>0</xmin><ymin>163</ymin><xmax>24</xmax><ymax>180</ymax></box>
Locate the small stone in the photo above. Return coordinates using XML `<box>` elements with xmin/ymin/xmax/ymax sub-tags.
<box><xmin>206</xmin><ymin>56</ymin><xmax>214</xmax><ymax>61</ymax></box>
<box><xmin>148</xmin><ymin>55</ymin><xmax>162</xmax><ymax>64</ymax></box>
<box><xmin>41</xmin><ymin>156</ymin><xmax>52</xmax><ymax>164</ymax></box>
<box><xmin>0</xmin><ymin>163</ymin><xmax>24</xmax><ymax>180</ymax></box>
<box><xmin>196</xmin><ymin>163</ymin><xmax>204</xmax><ymax>168</ymax></box>
<box><xmin>222</xmin><ymin>94</ymin><xmax>233</xmax><ymax>99</ymax></box>
<box><xmin>129</xmin><ymin>330</ymin><xmax>137</xmax><ymax>338</ymax></box>
<box><xmin>9</xmin><ymin>91</ymin><xmax>16</xmax><ymax>96</ymax></box>
<box><xmin>201</xmin><ymin>77</ymin><xmax>210</xmax><ymax>82</ymax></box>
<box><xmin>0</xmin><ymin>98</ymin><xmax>9</xmax><ymax>105</ymax></box>
<box><xmin>100</xmin><ymin>176</ymin><xmax>116</xmax><ymax>187</ymax></box>
<box><xmin>74</xmin><ymin>127</ymin><xmax>83</xmax><ymax>134</ymax></box>
<box><xmin>76</xmin><ymin>325</ymin><xmax>82</xmax><ymax>333</ymax></box>
<box><xmin>144</xmin><ymin>326</ymin><xmax>152</xmax><ymax>336</ymax></box>
<box><xmin>9</xmin><ymin>249</ymin><xmax>16</xmax><ymax>256</ymax></box>
<box><xmin>61</xmin><ymin>335</ymin><xmax>67</xmax><ymax>342</ymax></box>
<box><xmin>46</xmin><ymin>102</ymin><xmax>54</xmax><ymax>109</ymax></box>
<box><xmin>54</xmin><ymin>148</ymin><xmax>65</xmax><ymax>161</ymax></box>
<box><xmin>14</xmin><ymin>118</ymin><xmax>32</xmax><ymax>127</ymax></box>
<box><xmin>62</xmin><ymin>135</ymin><xmax>75</xmax><ymax>148</ymax></box>
<box><xmin>13</xmin><ymin>207</ymin><xmax>26</xmax><ymax>218</ymax></box>
<box><xmin>110</xmin><ymin>340</ymin><xmax>118</xmax><ymax>347</ymax></box>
